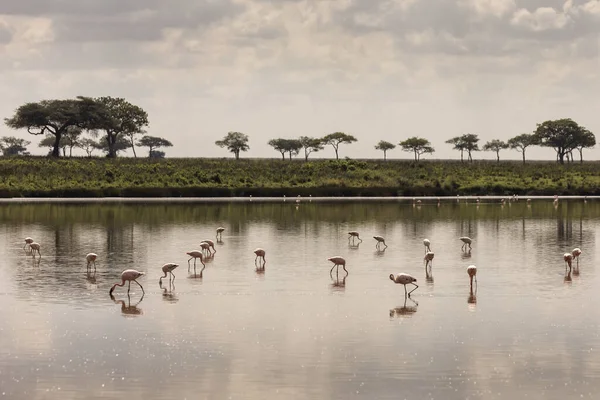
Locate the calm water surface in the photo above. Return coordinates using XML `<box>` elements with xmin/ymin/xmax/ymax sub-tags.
<box><xmin>1</xmin><ymin>201</ymin><xmax>599</xmax><ymax>399</ymax></box>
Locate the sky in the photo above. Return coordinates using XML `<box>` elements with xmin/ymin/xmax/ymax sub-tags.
<box><xmin>0</xmin><ymin>0</ymin><xmax>599</xmax><ymax>160</ymax></box>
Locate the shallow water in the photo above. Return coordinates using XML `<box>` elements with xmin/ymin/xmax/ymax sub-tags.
<box><xmin>0</xmin><ymin>200</ymin><xmax>598</xmax><ymax>399</ymax></box>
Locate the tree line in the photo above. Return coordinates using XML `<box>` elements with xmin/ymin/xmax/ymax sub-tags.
<box><xmin>2</xmin><ymin>97</ymin><xmax>595</xmax><ymax>164</ymax></box>
<box><xmin>3</xmin><ymin>97</ymin><xmax>172</xmax><ymax>158</ymax></box>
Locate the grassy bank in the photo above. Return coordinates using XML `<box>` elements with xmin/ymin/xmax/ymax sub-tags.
<box><xmin>0</xmin><ymin>157</ymin><xmax>599</xmax><ymax>197</ymax></box>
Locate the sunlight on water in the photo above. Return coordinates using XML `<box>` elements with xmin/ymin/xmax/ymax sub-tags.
<box><xmin>0</xmin><ymin>200</ymin><xmax>599</xmax><ymax>399</ymax></box>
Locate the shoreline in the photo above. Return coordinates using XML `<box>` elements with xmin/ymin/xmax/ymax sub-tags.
<box><xmin>0</xmin><ymin>195</ymin><xmax>592</xmax><ymax>204</ymax></box>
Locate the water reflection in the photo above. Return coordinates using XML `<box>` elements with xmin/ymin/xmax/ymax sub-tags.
<box><xmin>160</xmin><ymin>280</ymin><xmax>178</xmax><ymax>303</ymax></box>
<box><xmin>389</xmin><ymin>297</ymin><xmax>418</xmax><ymax>318</ymax></box>
<box><xmin>330</xmin><ymin>273</ymin><xmax>346</xmax><ymax>292</ymax></box>
<box><xmin>110</xmin><ymin>293</ymin><xmax>144</xmax><ymax>317</ymax></box>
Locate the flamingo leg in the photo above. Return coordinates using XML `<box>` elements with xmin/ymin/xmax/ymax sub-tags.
<box><xmin>330</xmin><ymin>264</ymin><xmax>336</xmax><ymax>275</ymax></box>
<box><xmin>170</xmin><ymin>271</ymin><xmax>175</xmax><ymax>281</ymax></box>
<box><xmin>342</xmin><ymin>265</ymin><xmax>348</xmax><ymax>275</ymax></box>
<box><xmin>408</xmin><ymin>283</ymin><xmax>419</xmax><ymax>297</ymax></box>
<box><xmin>134</xmin><ymin>279</ymin><xmax>145</xmax><ymax>294</ymax></box>
<box><xmin>127</xmin><ymin>281</ymin><xmax>131</xmax><ymax>294</ymax></box>
<box><xmin>159</xmin><ymin>271</ymin><xmax>168</xmax><ymax>283</ymax></box>
<box><xmin>403</xmin><ymin>285</ymin><xmax>408</xmax><ymax>297</ymax></box>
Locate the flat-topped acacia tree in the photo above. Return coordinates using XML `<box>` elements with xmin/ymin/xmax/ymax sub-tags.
<box><xmin>137</xmin><ymin>136</ymin><xmax>173</xmax><ymax>158</ymax></box>
<box><xmin>322</xmin><ymin>132</ymin><xmax>357</xmax><ymax>160</ymax></box>
<box><xmin>399</xmin><ymin>137</ymin><xmax>434</xmax><ymax>162</ymax></box>
<box><xmin>374</xmin><ymin>140</ymin><xmax>396</xmax><ymax>160</ymax></box>
<box><xmin>215</xmin><ymin>132</ymin><xmax>250</xmax><ymax>160</ymax></box>
<box><xmin>507</xmin><ymin>133</ymin><xmax>538</xmax><ymax>164</ymax></box>
<box><xmin>298</xmin><ymin>136</ymin><xmax>324</xmax><ymax>161</ymax></box>
<box><xmin>483</xmin><ymin>139</ymin><xmax>509</xmax><ymax>163</ymax></box>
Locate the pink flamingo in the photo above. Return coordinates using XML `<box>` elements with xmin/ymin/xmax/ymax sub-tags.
<box><xmin>199</xmin><ymin>242</ymin><xmax>212</xmax><ymax>256</ymax></box>
<box><xmin>159</xmin><ymin>263</ymin><xmax>178</xmax><ymax>283</ymax></box>
<box><xmin>254</xmin><ymin>248</ymin><xmax>266</xmax><ymax>265</ymax></box>
<box><xmin>23</xmin><ymin>237</ymin><xmax>34</xmax><ymax>250</ymax></box>
<box><xmin>373</xmin><ymin>235</ymin><xmax>387</xmax><ymax>249</ymax></box>
<box><xmin>572</xmin><ymin>248</ymin><xmax>581</xmax><ymax>262</ymax></box>
<box><xmin>328</xmin><ymin>256</ymin><xmax>348</xmax><ymax>275</ymax></box>
<box><xmin>423</xmin><ymin>238</ymin><xmax>431</xmax><ymax>253</ymax></box>
<box><xmin>29</xmin><ymin>242</ymin><xmax>41</xmax><ymax>258</ymax></box>
<box><xmin>348</xmin><ymin>231</ymin><xmax>362</xmax><ymax>243</ymax></box>
<box><xmin>424</xmin><ymin>251</ymin><xmax>434</xmax><ymax>268</ymax></box>
<box><xmin>202</xmin><ymin>239</ymin><xmax>216</xmax><ymax>254</ymax></box>
<box><xmin>389</xmin><ymin>273</ymin><xmax>418</xmax><ymax>297</ymax></box>
<box><xmin>460</xmin><ymin>237</ymin><xmax>472</xmax><ymax>251</ymax></box>
<box><xmin>563</xmin><ymin>253</ymin><xmax>573</xmax><ymax>270</ymax></box>
<box><xmin>86</xmin><ymin>253</ymin><xmax>97</xmax><ymax>270</ymax></box>
<box><xmin>467</xmin><ymin>265</ymin><xmax>477</xmax><ymax>290</ymax></box>
<box><xmin>216</xmin><ymin>227</ymin><xmax>225</xmax><ymax>239</ymax></box>
<box><xmin>109</xmin><ymin>269</ymin><xmax>145</xmax><ymax>295</ymax></box>
<box><xmin>186</xmin><ymin>251</ymin><xmax>205</xmax><ymax>270</ymax></box>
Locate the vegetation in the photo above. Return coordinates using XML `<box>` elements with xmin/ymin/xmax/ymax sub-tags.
<box><xmin>215</xmin><ymin>132</ymin><xmax>249</xmax><ymax>160</ymax></box>
<box><xmin>322</xmin><ymin>132</ymin><xmax>357</xmax><ymax>160</ymax></box>
<box><xmin>0</xmin><ymin>157</ymin><xmax>599</xmax><ymax>197</ymax></box>
<box><xmin>399</xmin><ymin>137</ymin><xmax>434</xmax><ymax>162</ymax></box>
<box><xmin>483</xmin><ymin>139</ymin><xmax>509</xmax><ymax>163</ymax></box>
<box><xmin>0</xmin><ymin>137</ymin><xmax>30</xmax><ymax>156</ymax></box>
<box><xmin>507</xmin><ymin>134</ymin><xmax>537</xmax><ymax>164</ymax></box>
<box><xmin>374</xmin><ymin>141</ymin><xmax>396</xmax><ymax>160</ymax></box>
<box><xmin>137</xmin><ymin>136</ymin><xmax>173</xmax><ymax>158</ymax></box>
<box><xmin>298</xmin><ymin>136</ymin><xmax>324</xmax><ymax>161</ymax></box>
<box><xmin>533</xmin><ymin>119</ymin><xmax>593</xmax><ymax>164</ymax></box>
<box><xmin>268</xmin><ymin>138</ymin><xmax>302</xmax><ymax>160</ymax></box>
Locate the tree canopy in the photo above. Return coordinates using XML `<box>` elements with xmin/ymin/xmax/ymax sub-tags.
<box><xmin>398</xmin><ymin>137</ymin><xmax>434</xmax><ymax>161</ymax></box>
<box><xmin>533</xmin><ymin>119</ymin><xmax>594</xmax><ymax>164</ymax></box>
<box><xmin>507</xmin><ymin>133</ymin><xmax>538</xmax><ymax>164</ymax></box>
<box><xmin>483</xmin><ymin>139</ymin><xmax>509</xmax><ymax>163</ymax></box>
<box><xmin>374</xmin><ymin>141</ymin><xmax>396</xmax><ymax>160</ymax></box>
<box><xmin>322</xmin><ymin>132</ymin><xmax>357</xmax><ymax>160</ymax></box>
<box><xmin>446</xmin><ymin>134</ymin><xmax>479</xmax><ymax>162</ymax></box>
<box><xmin>215</xmin><ymin>132</ymin><xmax>250</xmax><ymax>160</ymax></box>
<box><xmin>0</xmin><ymin>136</ymin><xmax>30</xmax><ymax>156</ymax></box>
<box><xmin>268</xmin><ymin>139</ymin><xmax>290</xmax><ymax>160</ymax></box>
<box><xmin>137</xmin><ymin>136</ymin><xmax>173</xmax><ymax>157</ymax></box>
<box><xmin>298</xmin><ymin>136</ymin><xmax>324</xmax><ymax>161</ymax></box>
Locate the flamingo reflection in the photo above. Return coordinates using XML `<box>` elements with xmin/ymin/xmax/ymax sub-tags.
<box><xmin>160</xmin><ymin>280</ymin><xmax>178</xmax><ymax>303</ymax></box>
<box><xmin>330</xmin><ymin>272</ymin><xmax>346</xmax><ymax>291</ymax></box>
<box><xmin>389</xmin><ymin>297</ymin><xmax>418</xmax><ymax>318</ymax></box>
<box><xmin>110</xmin><ymin>293</ymin><xmax>144</xmax><ymax>317</ymax></box>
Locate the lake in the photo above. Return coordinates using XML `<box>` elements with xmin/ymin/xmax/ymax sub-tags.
<box><xmin>0</xmin><ymin>200</ymin><xmax>598</xmax><ymax>399</ymax></box>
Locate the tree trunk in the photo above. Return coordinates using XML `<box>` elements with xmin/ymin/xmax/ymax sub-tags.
<box><xmin>496</xmin><ymin>151</ymin><xmax>500</xmax><ymax>163</ymax></box>
<box><xmin>558</xmin><ymin>151</ymin><xmax>565</xmax><ymax>164</ymax></box>
<box><xmin>107</xmin><ymin>134</ymin><xmax>117</xmax><ymax>158</ymax></box>
<box><xmin>414</xmin><ymin>149</ymin><xmax>418</xmax><ymax>161</ymax></box>
<box><xmin>288</xmin><ymin>152</ymin><xmax>292</xmax><ymax>160</ymax></box>
<box><xmin>334</xmin><ymin>146</ymin><xmax>339</xmax><ymax>160</ymax></box>
<box><xmin>131</xmin><ymin>141</ymin><xmax>137</xmax><ymax>158</ymax></box>
<box><xmin>69</xmin><ymin>146</ymin><xmax>73</xmax><ymax>157</ymax></box>
<box><xmin>383</xmin><ymin>150</ymin><xmax>387</xmax><ymax>161</ymax></box>
<box><xmin>235</xmin><ymin>150</ymin><xmax>240</xmax><ymax>160</ymax></box>
<box><xmin>281</xmin><ymin>152</ymin><xmax>285</xmax><ymax>160</ymax></box>
<box><xmin>468</xmin><ymin>150</ymin><xmax>473</xmax><ymax>162</ymax></box>
<box><xmin>460</xmin><ymin>150</ymin><xmax>464</xmax><ymax>162</ymax></box>
<box><xmin>522</xmin><ymin>150</ymin><xmax>526</xmax><ymax>164</ymax></box>
<box><xmin>62</xmin><ymin>147</ymin><xmax>66</xmax><ymax>157</ymax></box>
<box><xmin>579</xmin><ymin>148</ymin><xmax>583</xmax><ymax>163</ymax></box>
<box><xmin>304</xmin><ymin>149</ymin><xmax>309</xmax><ymax>161</ymax></box>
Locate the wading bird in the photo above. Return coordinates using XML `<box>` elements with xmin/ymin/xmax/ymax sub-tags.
<box><xmin>109</xmin><ymin>269</ymin><xmax>145</xmax><ymax>295</ymax></box>
<box><xmin>254</xmin><ymin>248</ymin><xmax>266</xmax><ymax>265</ymax></box>
<box><xmin>564</xmin><ymin>253</ymin><xmax>573</xmax><ymax>270</ymax></box>
<box><xmin>460</xmin><ymin>237</ymin><xmax>472</xmax><ymax>251</ymax></box>
<box><xmin>186</xmin><ymin>251</ymin><xmax>205</xmax><ymax>270</ymax></box>
<box><xmin>327</xmin><ymin>256</ymin><xmax>348</xmax><ymax>276</ymax></box>
<box><xmin>423</xmin><ymin>238</ymin><xmax>431</xmax><ymax>253</ymax></box>
<box><xmin>348</xmin><ymin>231</ymin><xmax>362</xmax><ymax>243</ymax></box>
<box><xmin>424</xmin><ymin>251</ymin><xmax>434</xmax><ymax>268</ymax></box>
<box><xmin>199</xmin><ymin>242</ymin><xmax>212</xmax><ymax>256</ymax></box>
<box><xmin>23</xmin><ymin>237</ymin><xmax>33</xmax><ymax>250</ymax></box>
<box><xmin>86</xmin><ymin>253</ymin><xmax>97</xmax><ymax>270</ymax></box>
<box><xmin>389</xmin><ymin>273</ymin><xmax>418</xmax><ymax>297</ymax></box>
<box><xmin>202</xmin><ymin>239</ymin><xmax>216</xmax><ymax>254</ymax></box>
<box><xmin>373</xmin><ymin>235</ymin><xmax>387</xmax><ymax>249</ymax></box>
<box><xmin>29</xmin><ymin>242</ymin><xmax>41</xmax><ymax>258</ymax></box>
<box><xmin>467</xmin><ymin>265</ymin><xmax>477</xmax><ymax>290</ymax></box>
<box><xmin>216</xmin><ymin>227</ymin><xmax>225</xmax><ymax>239</ymax></box>
<box><xmin>572</xmin><ymin>248</ymin><xmax>582</xmax><ymax>262</ymax></box>
<box><xmin>159</xmin><ymin>263</ymin><xmax>178</xmax><ymax>283</ymax></box>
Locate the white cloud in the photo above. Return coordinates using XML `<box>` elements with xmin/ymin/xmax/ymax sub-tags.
<box><xmin>510</xmin><ymin>7</ymin><xmax>571</xmax><ymax>31</ymax></box>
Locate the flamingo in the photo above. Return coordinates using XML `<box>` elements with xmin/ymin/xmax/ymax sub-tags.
<box><xmin>373</xmin><ymin>235</ymin><xmax>387</xmax><ymax>249</ymax></box>
<box><xmin>86</xmin><ymin>253</ymin><xmax>97</xmax><ymax>270</ymax></box>
<box><xmin>424</xmin><ymin>251</ymin><xmax>434</xmax><ymax>268</ymax></box>
<box><xmin>159</xmin><ymin>263</ymin><xmax>178</xmax><ymax>283</ymax></box>
<box><xmin>327</xmin><ymin>256</ymin><xmax>348</xmax><ymax>275</ymax></box>
<box><xmin>199</xmin><ymin>242</ymin><xmax>212</xmax><ymax>256</ymax></box>
<box><xmin>423</xmin><ymin>238</ymin><xmax>431</xmax><ymax>253</ymax></box>
<box><xmin>109</xmin><ymin>269</ymin><xmax>145</xmax><ymax>295</ymax></box>
<box><xmin>216</xmin><ymin>227</ymin><xmax>225</xmax><ymax>239</ymax></box>
<box><xmin>572</xmin><ymin>248</ymin><xmax>581</xmax><ymax>261</ymax></box>
<box><xmin>564</xmin><ymin>253</ymin><xmax>573</xmax><ymax>270</ymax></box>
<box><xmin>186</xmin><ymin>251</ymin><xmax>205</xmax><ymax>270</ymax></box>
<box><xmin>29</xmin><ymin>242</ymin><xmax>41</xmax><ymax>257</ymax></box>
<box><xmin>254</xmin><ymin>248</ymin><xmax>266</xmax><ymax>265</ymax></box>
<box><xmin>348</xmin><ymin>231</ymin><xmax>362</xmax><ymax>243</ymax></box>
<box><xmin>202</xmin><ymin>239</ymin><xmax>216</xmax><ymax>254</ymax></box>
<box><xmin>460</xmin><ymin>237</ymin><xmax>472</xmax><ymax>251</ymax></box>
<box><xmin>23</xmin><ymin>237</ymin><xmax>34</xmax><ymax>250</ymax></box>
<box><xmin>467</xmin><ymin>265</ymin><xmax>477</xmax><ymax>290</ymax></box>
<box><xmin>389</xmin><ymin>273</ymin><xmax>418</xmax><ymax>297</ymax></box>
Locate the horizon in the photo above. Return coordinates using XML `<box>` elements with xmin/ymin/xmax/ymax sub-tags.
<box><xmin>1</xmin><ymin>0</ymin><xmax>599</xmax><ymax>160</ymax></box>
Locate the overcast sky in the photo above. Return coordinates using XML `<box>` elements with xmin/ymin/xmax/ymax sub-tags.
<box><xmin>0</xmin><ymin>0</ymin><xmax>599</xmax><ymax>160</ymax></box>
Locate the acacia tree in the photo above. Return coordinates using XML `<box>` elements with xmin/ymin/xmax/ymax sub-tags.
<box><xmin>95</xmin><ymin>135</ymin><xmax>130</xmax><ymax>157</ymax></box>
<box><xmin>483</xmin><ymin>139</ymin><xmax>509</xmax><ymax>163</ymax></box>
<box><xmin>0</xmin><ymin>137</ymin><xmax>30</xmax><ymax>156</ymax></box>
<box><xmin>574</xmin><ymin>129</ymin><xmax>595</xmax><ymax>163</ymax></box>
<box><xmin>322</xmin><ymin>132</ymin><xmax>357</xmax><ymax>160</ymax></box>
<box><xmin>39</xmin><ymin>134</ymin><xmax>69</xmax><ymax>156</ymax></box>
<box><xmin>4</xmin><ymin>97</ymin><xmax>102</xmax><ymax>158</ymax></box>
<box><xmin>215</xmin><ymin>132</ymin><xmax>249</xmax><ymax>160</ymax></box>
<box><xmin>268</xmin><ymin>139</ymin><xmax>289</xmax><ymax>160</ymax></box>
<box><xmin>374</xmin><ymin>140</ymin><xmax>396</xmax><ymax>160</ymax></box>
<box><xmin>446</xmin><ymin>136</ymin><xmax>466</xmax><ymax>162</ymax></box>
<box><xmin>285</xmin><ymin>139</ymin><xmax>302</xmax><ymax>160</ymax></box>
<box><xmin>507</xmin><ymin>133</ymin><xmax>538</xmax><ymax>164</ymax></box>
<box><xmin>399</xmin><ymin>137</ymin><xmax>434</xmax><ymax>162</ymax></box>
<box><xmin>137</xmin><ymin>136</ymin><xmax>173</xmax><ymax>158</ymax></box>
<box><xmin>62</xmin><ymin>126</ymin><xmax>83</xmax><ymax>157</ymax></box>
<box><xmin>298</xmin><ymin>136</ymin><xmax>323</xmax><ymax>161</ymax></box>
<box><xmin>94</xmin><ymin>97</ymin><xmax>149</xmax><ymax>158</ymax></box>
<box><xmin>78</xmin><ymin>138</ymin><xmax>99</xmax><ymax>157</ymax></box>
<box><xmin>124</xmin><ymin>130</ymin><xmax>147</xmax><ymax>158</ymax></box>
<box><xmin>461</xmin><ymin>134</ymin><xmax>480</xmax><ymax>162</ymax></box>
<box><xmin>533</xmin><ymin>119</ymin><xmax>591</xmax><ymax>164</ymax></box>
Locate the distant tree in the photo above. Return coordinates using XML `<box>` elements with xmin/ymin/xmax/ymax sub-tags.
<box><xmin>483</xmin><ymin>139</ymin><xmax>509</xmax><ymax>163</ymax></box>
<box><xmin>507</xmin><ymin>133</ymin><xmax>538</xmax><ymax>164</ymax></box>
<box><xmin>215</xmin><ymin>132</ymin><xmax>249</xmax><ymax>160</ymax></box>
<box><xmin>461</xmin><ymin>134</ymin><xmax>480</xmax><ymax>162</ymax></box>
<box><xmin>574</xmin><ymin>129</ymin><xmax>595</xmax><ymax>163</ymax></box>
<box><xmin>298</xmin><ymin>136</ymin><xmax>324</xmax><ymax>161</ymax></box>
<box><xmin>137</xmin><ymin>135</ymin><xmax>173</xmax><ymax>158</ymax></box>
<box><xmin>285</xmin><ymin>139</ymin><xmax>302</xmax><ymax>160</ymax></box>
<box><xmin>62</xmin><ymin>126</ymin><xmax>82</xmax><ymax>157</ymax></box>
<box><xmin>93</xmin><ymin>97</ymin><xmax>149</xmax><ymax>158</ymax></box>
<box><xmin>150</xmin><ymin>150</ymin><xmax>166</xmax><ymax>159</ymax></box>
<box><xmin>0</xmin><ymin>136</ymin><xmax>31</xmax><ymax>156</ymax></box>
<box><xmin>39</xmin><ymin>134</ymin><xmax>69</xmax><ymax>156</ymax></box>
<box><xmin>322</xmin><ymin>132</ymin><xmax>357</xmax><ymax>160</ymax></box>
<box><xmin>533</xmin><ymin>119</ymin><xmax>592</xmax><ymax>164</ymax></box>
<box><xmin>95</xmin><ymin>135</ymin><xmax>130</xmax><ymax>156</ymax></box>
<box><xmin>4</xmin><ymin>97</ymin><xmax>104</xmax><ymax>158</ymax></box>
<box><xmin>399</xmin><ymin>137</ymin><xmax>434</xmax><ymax>162</ymax></box>
<box><xmin>268</xmin><ymin>139</ymin><xmax>288</xmax><ymax>160</ymax></box>
<box><xmin>78</xmin><ymin>137</ymin><xmax>99</xmax><ymax>158</ymax></box>
<box><xmin>124</xmin><ymin>130</ymin><xmax>147</xmax><ymax>158</ymax></box>
<box><xmin>446</xmin><ymin>137</ymin><xmax>467</xmax><ymax>162</ymax></box>
<box><xmin>374</xmin><ymin>140</ymin><xmax>396</xmax><ymax>160</ymax></box>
